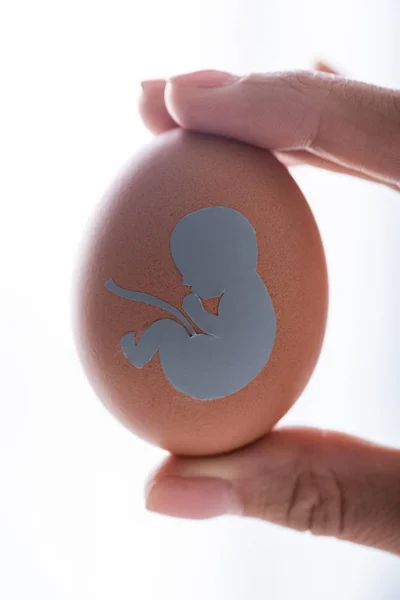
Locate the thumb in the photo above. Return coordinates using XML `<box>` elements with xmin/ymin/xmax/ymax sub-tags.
<box><xmin>145</xmin><ymin>427</ymin><xmax>400</xmax><ymax>555</ymax></box>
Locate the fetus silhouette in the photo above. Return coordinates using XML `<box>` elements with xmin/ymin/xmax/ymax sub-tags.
<box><xmin>106</xmin><ymin>206</ymin><xmax>276</xmax><ymax>400</ymax></box>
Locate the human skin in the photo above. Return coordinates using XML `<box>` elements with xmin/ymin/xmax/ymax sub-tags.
<box><xmin>139</xmin><ymin>65</ymin><xmax>400</xmax><ymax>555</ymax></box>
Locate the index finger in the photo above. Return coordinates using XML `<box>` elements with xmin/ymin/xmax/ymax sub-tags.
<box><xmin>164</xmin><ymin>70</ymin><xmax>400</xmax><ymax>188</ymax></box>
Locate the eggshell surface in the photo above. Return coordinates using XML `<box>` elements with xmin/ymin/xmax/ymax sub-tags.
<box><xmin>74</xmin><ymin>129</ymin><xmax>328</xmax><ymax>456</ymax></box>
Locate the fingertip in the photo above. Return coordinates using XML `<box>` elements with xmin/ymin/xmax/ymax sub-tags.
<box><xmin>164</xmin><ymin>76</ymin><xmax>238</xmax><ymax>133</ymax></box>
<box><xmin>145</xmin><ymin>475</ymin><xmax>240</xmax><ymax>519</ymax></box>
<box><xmin>140</xmin><ymin>79</ymin><xmax>165</xmax><ymax>91</ymax></box>
<box><xmin>163</xmin><ymin>80</ymin><xmax>190</xmax><ymax>128</ymax></box>
<box><xmin>139</xmin><ymin>78</ymin><xmax>177</xmax><ymax>134</ymax></box>
<box><xmin>164</xmin><ymin>69</ymin><xmax>241</xmax><ymax>131</ymax></box>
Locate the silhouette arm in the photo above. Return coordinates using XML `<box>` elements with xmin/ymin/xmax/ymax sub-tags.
<box><xmin>105</xmin><ymin>278</ymin><xmax>196</xmax><ymax>335</ymax></box>
<box><xmin>183</xmin><ymin>294</ymin><xmax>220</xmax><ymax>337</ymax></box>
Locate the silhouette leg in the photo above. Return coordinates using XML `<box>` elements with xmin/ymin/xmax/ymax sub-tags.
<box><xmin>120</xmin><ymin>319</ymin><xmax>188</xmax><ymax>368</ymax></box>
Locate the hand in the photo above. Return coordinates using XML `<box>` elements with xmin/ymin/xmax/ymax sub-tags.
<box><xmin>139</xmin><ymin>65</ymin><xmax>399</xmax><ymax>191</ymax></box>
<box><xmin>140</xmin><ymin>65</ymin><xmax>400</xmax><ymax>556</ymax></box>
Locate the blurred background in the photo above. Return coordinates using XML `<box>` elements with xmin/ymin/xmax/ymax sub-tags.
<box><xmin>1</xmin><ymin>0</ymin><xmax>399</xmax><ymax>598</ymax></box>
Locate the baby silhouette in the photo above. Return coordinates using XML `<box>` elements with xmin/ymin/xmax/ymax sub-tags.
<box><xmin>106</xmin><ymin>206</ymin><xmax>276</xmax><ymax>400</ymax></box>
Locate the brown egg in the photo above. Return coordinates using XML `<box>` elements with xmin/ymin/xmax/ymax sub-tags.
<box><xmin>73</xmin><ymin>129</ymin><xmax>328</xmax><ymax>456</ymax></box>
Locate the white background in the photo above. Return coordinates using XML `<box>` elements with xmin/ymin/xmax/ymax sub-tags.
<box><xmin>1</xmin><ymin>0</ymin><xmax>399</xmax><ymax>598</ymax></box>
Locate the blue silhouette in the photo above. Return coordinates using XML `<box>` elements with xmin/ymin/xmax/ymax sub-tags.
<box><xmin>106</xmin><ymin>206</ymin><xmax>276</xmax><ymax>400</ymax></box>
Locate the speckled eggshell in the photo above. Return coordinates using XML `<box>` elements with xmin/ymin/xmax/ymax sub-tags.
<box><xmin>73</xmin><ymin>129</ymin><xmax>328</xmax><ymax>456</ymax></box>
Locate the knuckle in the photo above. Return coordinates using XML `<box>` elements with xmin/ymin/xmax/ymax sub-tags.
<box><xmin>240</xmin><ymin>438</ymin><xmax>346</xmax><ymax>539</ymax></box>
<box><xmin>244</xmin><ymin>70</ymin><xmax>328</xmax><ymax>150</ymax></box>
<box><xmin>279</xmin><ymin>70</ymin><xmax>316</xmax><ymax>92</ymax></box>
<box><xmin>284</xmin><ymin>457</ymin><xmax>345</xmax><ymax>537</ymax></box>
<box><xmin>278</xmin><ymin>70</ymin><xmax>332</xmax><ymax>150</ymax></box>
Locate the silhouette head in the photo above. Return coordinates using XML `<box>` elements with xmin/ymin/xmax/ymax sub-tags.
<box><xmin>170</xmin><ymin>206</ymin><xmax>258</xmax><ymax>299</ymax></box>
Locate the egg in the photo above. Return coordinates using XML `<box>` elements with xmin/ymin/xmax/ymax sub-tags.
<box><xmin>73</xmin><ymin>129</ymin><xmax>328</xmax><ymax>456</ymax></box>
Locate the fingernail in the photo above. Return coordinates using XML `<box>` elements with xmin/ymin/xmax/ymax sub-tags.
<box><xmin>145</xmin><ymin>476</ymin><xmax>240</xmax><ymax>519</ymax></box>
<box><xmin>169</xmin><ymin>69</ymin><xmax>238</xmax><ymax>88</ymax></box>
<box><xmin>140</xmin><ymin>79</ymin><xmax>166</xmax><ymax>92</ymax></box>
